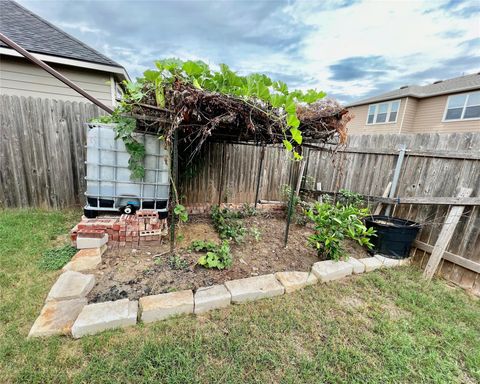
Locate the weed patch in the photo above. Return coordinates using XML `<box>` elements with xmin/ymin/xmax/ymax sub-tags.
<box><xmin>38</xmin><ymin>245</ymin><xmax>77</xmax><ymax>271</ymax></box>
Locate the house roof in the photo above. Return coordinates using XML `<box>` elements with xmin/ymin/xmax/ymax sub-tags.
<box><xmin>346</xmin><ymin>72</ymin><xmax>480</xmax><ymax>107</ymax></box>
<box><xmin>0</xmin><ymin>0</ymin><xmax>121</xmax><ymax>68</ymax></box>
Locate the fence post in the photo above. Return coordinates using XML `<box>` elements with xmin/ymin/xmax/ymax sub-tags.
<box><xmin>385</xmin><ymin>144</ymin><xmax>407</xmax><ymax>216</ymax></box>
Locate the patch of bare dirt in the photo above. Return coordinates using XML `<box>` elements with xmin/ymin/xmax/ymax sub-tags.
<box><xmin>87</xmin><ymin>213</ymin><xmax>370</xmax><ymax>303</ymax></box>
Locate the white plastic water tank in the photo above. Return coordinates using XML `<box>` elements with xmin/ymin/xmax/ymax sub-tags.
<box><xmin>85</xmin><ymin>123</ymin><xmax>169</xmax><ymax>215</ymax></box>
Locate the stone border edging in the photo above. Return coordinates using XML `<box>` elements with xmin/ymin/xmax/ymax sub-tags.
<box><xmin>29</xmin><ymin>255</ymin><xmax>410</xmax><ymax>338</ymax></box>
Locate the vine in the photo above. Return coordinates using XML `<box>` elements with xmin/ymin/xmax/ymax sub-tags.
<box><xmin>116</xmin><ymin>59</ymin><xmax>327</xmax><ymax>169</ymax></box>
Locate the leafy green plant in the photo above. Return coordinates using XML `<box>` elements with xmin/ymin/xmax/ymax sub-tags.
<box><xmin>111</xmin><ymin>59</ymin><xmax>327</xmax><ymax>178</ymax></box>
<box><xmin>249</xmin><ymin>227</ymin><xmax>261</xmax><ymax>241</ymax></box>
<box><xmin>90</xmin><ymin>114</ymin><xmax>143</xmax><ymax>179</ymax></box>
<box><xmin>305</xmin><ymin>202</ymin><xmax>376</xmax><ymax>261</ymax></box>
<box><xmin>174</xmin><ymin>204</ymin><xmax>189</xmax><ymax>223</ymax></box>
<box><xmin>143</xmin><ymin>59</ymin><xmax>325</xmax><ymax>157</ymax></box>
<box><xmin>197</xmin><ymin>240</ymin><xmax>232</xmax><ymax>270</ymax></box>
<box><xmin>211</xmin><ymin>205</ymin><xmax>246</xmax><ymax>243</ymax></box>
<box><xmin>281</xmin><ymin>184</ymin><xmax>301</xmax><ymax>208</ymax></box>
<box><xmin>240</xmin><ymin>203</ymin><xmax>257</xmax><ymax>217</ymax></box>
<box><xmin>154</xmin><ymin>257</ymin><xmax>164</xmax><ymax>266</ymax></box>
<box><xmin>168</xmin><ymin>254</ymin><xmax>189</xmax><ymax>270</ymax></box>
<box><xmin>338</xmin><ymin>189</ymin><xmax>364</xmax><ymax>207</ymax></box>
<box><xmin>38</xmin><ymin>245</ymin><xmax>77</xmax><ymax>271</ymax></box>
<box><xmin>189</xmin><ymin>239</ymin><xmax>217</xmax><ymax>252</ymax></box>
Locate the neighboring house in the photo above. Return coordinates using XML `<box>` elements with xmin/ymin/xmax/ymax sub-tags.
<box><xmin>346</xmin><ymin>73</ymin><xmax>480</xmax><ymax>134</ymax></box>
<box><xmin>0</xmin><ymin>0</ymin><xmax>129</xmax><ymax>106</ymax></box>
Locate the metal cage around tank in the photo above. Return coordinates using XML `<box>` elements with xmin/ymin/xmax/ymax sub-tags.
<box><xmin>84</xmin><ymin>123</ymin><xmax>170</xmax><ymax>217</ymax></box>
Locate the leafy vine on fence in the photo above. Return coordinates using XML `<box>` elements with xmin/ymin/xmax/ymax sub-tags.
<box><xmin>94</xmin><ymin>58</ymin><xmax>330</xmax><ymax>181</ymax></box>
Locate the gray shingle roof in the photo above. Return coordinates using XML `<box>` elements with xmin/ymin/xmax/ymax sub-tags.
<box><xmin>0</xmin><ymin>0</ymin><xmax>121</xmax><ymax>67</ymax></box>
<box><xmin>346</xmin><ymin>72</ymin><xmax>480</xmax><ymax>107</ymax></box>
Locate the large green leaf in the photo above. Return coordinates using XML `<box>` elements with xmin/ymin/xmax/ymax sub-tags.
<box><xmin>143</xmin><ymin>69</ymin><xmax>160</xmax><ymax>82</ymax></box>
<box><xmin>283</xmin><ymin>140</ymin><xmax>293</xmax><ymax>151</ymax></box>
<box><xmin>301</xmin><ymin>89</ymin><xmax>326</xmax><ymax>104</ymax></box>
<box><xmin>287</xmin><ymin>114</ymin><xmax>301</xmax><ymax>129</ymax></box>
<box><xmin>270</xmin><ymin>93</ymin><xmax>286</xmax><ymax>108</ymax></box>
<box><xmin>273</xmin><ymin>80</ymin><xmax>288</xmax><ymax>95</ymax></box>
<box><xmin>183</xmin><ymin>60</ymin><xmax>207</xmax><ymax>76</ymax></box>
<box><xmin>285</xmin><ymin>95</ymin><xmax>296</xmax><ymax>114</ymax></box>
<box><xmin>256</xmin><ymin>82</ymin><xmax>270</xmax><ymax>101</ymax></box>
<box><xmin>290</xmin><ymin>126</ymin><xmax>302</xmax><ymax>144</ymax></box>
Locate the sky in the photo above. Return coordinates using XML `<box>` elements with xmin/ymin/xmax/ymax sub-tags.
<box><xmin>17</xmin><ymin>0</ymin><xmax>480</xmax><ymax>104</ymax></box>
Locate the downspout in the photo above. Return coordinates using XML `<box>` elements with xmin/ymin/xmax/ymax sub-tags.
<box><xmin>398</xmin><ymin>97</ymin><xmax>408</xmax><ymax>134</ymax></box>
<box><xmin>0</xmin><ymin>32</ymin><xmax>114</xmax><ymax>114</ymax></box>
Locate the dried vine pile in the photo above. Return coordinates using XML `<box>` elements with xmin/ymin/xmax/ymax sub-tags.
<box><xmin>100</xmin><ymin>59</ymin><xmax>351</xmax><ymax>177</ymax></box>
<box><xmin>131</xmin><ymin>80</ymin><xmax>349</xmax><ymax>152</ymax></box>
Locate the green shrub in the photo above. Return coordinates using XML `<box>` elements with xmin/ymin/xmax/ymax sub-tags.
<box><xmin>211</xmin><ymin>205</ymin><xmax>246</xmax><ymax>243</ymax></box>
<box><xmin>168</xmin><ymin>254</ymin><xmax>189</xmax><ymax>270</ymax></box>
<box><xmin>189</xmin><ymin>239</ymin><xmax>217</xmax><ymax>252</ymax></box>
<box><xmin>38</xmin><ymin>245</ymin><xmax>77</xmax><ymax>271</ymax></box>
<box><xmin>240</xmin><ymin>203</ymin><xmax>257</xmax><ymax>217</ymax></box>
<box><xmin>305</xmin><ymin>202</ymin><xmax>376</xmax><ymax>261</ymax></box>
<box><xmin>197</xmin><ymin>240</ymin><xmax>232</xmax><ymax>270</ymax></box>
<box><xmin>338</xmin><ymin>189</ymin><xmax>364</xmax><ymax>207</ymax></box>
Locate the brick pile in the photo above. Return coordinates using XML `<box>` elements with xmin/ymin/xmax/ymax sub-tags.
<box><xmin>70</xmin><ymin>210</ymin><xmax>168</xmax><ymax>248</ymax></box>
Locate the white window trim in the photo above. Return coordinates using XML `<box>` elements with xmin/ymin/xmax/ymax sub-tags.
<box><xmin>365</xmin><ymin>99</ymin><xmax>401</xmax><ymax>125</ymax></box>
<box><xmin>442</xmin><ymin>91</ymin><xmax>480</xmax><ymax>122</ymax></box>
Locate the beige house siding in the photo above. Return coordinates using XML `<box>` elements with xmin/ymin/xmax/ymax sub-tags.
<box><xmin>347</xmin><ymin>97</ymin><xmax>408</xmax><ymax>134</ymax></box>
<box><xmin>399</xmin><ymin>97</ymin><xmax>418</xmax><ymax>132</ymax></box>
<box><xmin>406</xmin><ymin>94</ymin><xmax>480</xmax><ymax>133</ymax></box>
<box><xmin>347</xmin><ymin>93</ymin><xmax>480</xmax><ymax>134</ymax></box>
<box><xmin>0</xmin><ymin>55</ymin><xmax>113</xmax><ymax>106</ymax></box>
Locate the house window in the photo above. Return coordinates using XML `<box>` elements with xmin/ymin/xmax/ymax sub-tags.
<box><xmin>444</xmin><ymin>91</ymin><xmax>480</xmax><ymax>121</ymax></box>
<box><xmin>366</xmin><ymin>100</ymin><xmax>401</xmax><ymax>125</ymax></box>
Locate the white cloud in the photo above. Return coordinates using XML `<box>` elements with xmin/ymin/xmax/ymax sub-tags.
<box><xmin>18</xmin><ymin>0</ymin><xmax>480</xmax><ymax>103</ymax></box>
<box><xmin>56</xmin><ymin>21</ymin><xmax>107</xmax><ymax>35</ymax></box>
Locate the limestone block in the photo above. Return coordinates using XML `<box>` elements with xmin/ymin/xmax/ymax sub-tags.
<box><xmin>311</xmin><ymin>260</ymin><xmax>353</xmax><ymax>282</ymax></box>
<box><xmin>71</xmin><ymin>299</ymin><xmax>137</xmax><ymax>338</ymax></box>
<box><xmin>345</xmin><ymin>257</ymin><xmax>366</xmax><ymax>274</ymax></box>
<box><xmin>28</xmin><ymin>298</ymin><xmax>87</xmax><ymax>338</ymax></box>
<box><xmin>194</xmin><ymin>285</ymin><xmax>231</xmax><ymax>314</ymax></box>
<box><xmin>358</xmin><ymin>257</ymin><xmax>383</xmax><ymax>272</ymax></box>
<box><xmin>224</xmin><ymin>274</ymin><xmax>285</xmax><ymax>304</ymax></box>
<box><xmin>274</xmin><ymin>271</ymin><xmax>318</xmax><ymax>293</ymax></box>
<box><xmin>46</xmin><ymin>271</ymin><xmax>95</xmax><ymax>302</ymax></box>
<box><xmin>139</xmin><ymin>290</ymin><xmax>194</xmax><ymax>323</ymax></box>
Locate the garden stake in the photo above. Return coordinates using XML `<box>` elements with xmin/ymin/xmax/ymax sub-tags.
<box><xmin>284</xmin><ymin>164</ymin><xmax>296</xmax><ymax>247</ymax></box>
<box><xmin>170</xmin><ymin>130</ymin><xmax>179</xmax><ymax>253</ymax></box>
<box><xmin>254</xmin><ymin>146</ymin><xmax>266</xmax><ymax>208</ymax></box>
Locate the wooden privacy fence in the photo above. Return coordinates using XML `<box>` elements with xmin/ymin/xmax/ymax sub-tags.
<box><xmin>1</xmin><ymin>95</ymin><xmax>478</xmax><ymax>292</ymax></box>
<box><xmin>181</xmin><ymin>132</ymin><xmax>480</xmax><ymax>293</ymax></box>
<box><xmin>0</xmin><ymin>95</ymin><xmax>104</xmax><ymax>208</ymax></box>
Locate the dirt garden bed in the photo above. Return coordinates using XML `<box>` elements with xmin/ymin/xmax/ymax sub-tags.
<box><xmin>87</xmin><ymin>213</ymin><xmax>369</xmax><ymax>303</ymax></box>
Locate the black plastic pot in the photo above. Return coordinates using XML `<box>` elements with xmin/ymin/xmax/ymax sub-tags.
<box><xmin>365</xmin><ymin>215</ymin><xmax>421</xmax><ymax>259</ymax></box>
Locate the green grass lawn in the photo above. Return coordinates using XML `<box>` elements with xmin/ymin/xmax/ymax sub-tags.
<box><xmin>1</xmin><ymin>209</ymin><xmax>479</xmax><ymax>383</ymax></box>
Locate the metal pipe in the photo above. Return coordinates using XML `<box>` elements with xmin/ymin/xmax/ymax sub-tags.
<box><xmin>385</xmin><ymin>144</ymin><xmax>407</xmax><ymax>216</ymax></box>
<box><xmin>0</xmin><ymin>32</ymin><xmax>114</xmax><ymax>114</ymax></box>
<box><xmin>169</xmin><ymin>130</ymin><xmax>179</xmax><ymax>253</ymax></box>
<box><xmin>254</xmin><ymin>146</ymin><xmax>266</xmax><ymax>208</ymax></box>
<box><xmin>284</xmin><ymin>162</ymin><xmax>297</xmax><ymax>247</ymax></box>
